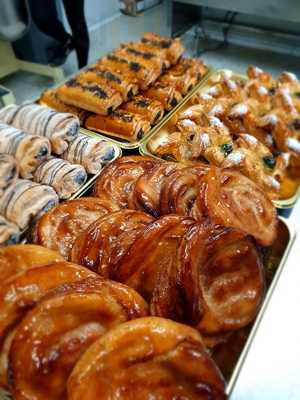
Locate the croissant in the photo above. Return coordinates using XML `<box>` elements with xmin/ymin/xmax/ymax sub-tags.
<box><xmin>142</xmin><ymin>32</ymin><xmax>185</xmax><ymax>64</ymax></box>
<box><xmin>67</xmin><ymin>317</ymin><xmax>226</xmax><ymax>400</ymax></box>
<box><xmin>33</xmin><ymin>197</ymin><xmax>119</xmax><ymax>260</ymax></box>
<box><xmin>0</xmin><ymin>179</ymin><xmax>59</xmax><ymax>229</ymax></box>
<box><xmin>58</xmin><ymin>78</ymin><xmax>123</xmax><ymax>116</ymax></box>
<box><xmin>0</xmin><ymin>123</ymin><xmax>51</xmax><ymax>179</ymax></box>
<box><xmin>0</xmin><ymin>103</ymin><xmax>80</xmax><ymax>154</ymax></box>
<box><xmin>93</xmin><ymin>156</ymin><xmax>159</xmax><ymax>208</ymax></box>
<box><xmin>0</xmin><ymin>217</ymin><xmax>20</xmax><ymax>248</ymax></box>
<box><xmin>40</xmin><ymin>88</ymin><xmax>90</xmax><ymax>124</ymax></box>
<box><xmin>0</xmin><ymin>244</ymin><xmax>63</xmax><ymax>283</ymax></box>
<box><xmin>71</xmin><ymin>210</ymin><xmax>154</xmax><ymax>275</ymax></box>
<box><xmin>0</xmin><ymin>154</ymin><xmax>18</xmax><ymax>196</ymax></box>
<box><xmin>33</xmin><ymin>158</ymin><xmax>87</xmax><ymax>199</ymax></box>
<box><xmin>9</xmin><ymin>278</ymin><xmax>148</xmax><ymax>400</ymax></box>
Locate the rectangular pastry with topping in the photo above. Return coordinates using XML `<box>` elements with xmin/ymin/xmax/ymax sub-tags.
<box><xmin>120</xmin><ymin>95</ymin><xmax>164</xmax><ymax>125</ymax></box>
<box><xmin>57</xmin><ymin>78</ymin><xmax>123</xmax><ymax>116</ymax></box>
<box><xmin>141</xmin><ymin>32</ymin><xmax>184</xmax><ymax>65</ymax></box>
<box><xmin>142</xmin><ymin>82</ymin><xmax>182</xmax><ymax>111</ymax></box>
<box><xmin>85</xmin><ymin>110</ymin><xmax>151</xmax><ymax>141</ymax></box>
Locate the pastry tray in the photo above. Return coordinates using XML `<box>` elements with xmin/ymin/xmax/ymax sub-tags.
<box><xmin>80</xmin><ymin>66</ymin><xmax>214</xmax><ymax>149</ymax></box>
<box><xmin>139</xmin><ymin>68</ymin><xmax>300</xmax><ymax>209</ymax></box>
<box><xmin>0</xmin><ymin>216</ymin><xmax>295</xmax><ymax>399</ymax></box>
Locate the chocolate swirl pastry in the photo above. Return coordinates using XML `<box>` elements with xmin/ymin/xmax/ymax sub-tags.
<box><xmin>0</xmin><ymin>123</ymin><xmax>51</xmax><ymax>179</ymax></box>
<box><xmin>67</xmin><ymin>317</ymin><xmax>226</xmax><ymax>400</ymax></box>
<box><xmin>0</xmin><ymin>179</ymin><xmax>59</xmax><ymax>229</ymax></box>
<box><xmin>0</xmin><ymin>103</ymin><xmax>80</xmax><ymax>155</ymax></box>
<box><xmin>33</xmin><ymin>158</ymin><xmax>87</xmax><ymax>199</ymax></box>
<box><xmin>0</xmin><ymin>216</ymin><xmax>20</xmax><ymax>247</ymax></box>
<box><xmin>33</xmin><ymin>197</ymin><xmax>119</xmax><ymax>260</ymax></box>
<box><xmin>0</xmin><ymin>154</ymin><xmax>18</xmax><ymax>195</ymax></box>
<box><xmin>9</xmin><ymin>278</ymin><xmax>148</xmax><ymax>400</ymax></box>
<box><xmin>62</xmin><ymin>134</ymin><xmax>118</xmax><ymax>174</ymax></box>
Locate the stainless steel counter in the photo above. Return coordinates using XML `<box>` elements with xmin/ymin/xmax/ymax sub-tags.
<box><xmin>231</xmin><ymin>202</ymin><xmax>300</xmax><ymax>399</ymax></box>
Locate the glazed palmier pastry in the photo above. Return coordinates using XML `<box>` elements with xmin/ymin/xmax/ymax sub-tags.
<box><xmin>58</xmin><ymin>78</ymin><xmax>123</xmax><ymax>116</ymax></box>
<box><xmin>68</xmin><ymin>317</ymin><xmax>226</xmax><ymax>400</ymax></box>
<box><xmin>0</xmin><ymin>154</ymin><xmax>18</xmax><ymax>195</ymax></box>
<box><xmin>115</xmin><ymin>215</ymin><xmax>195</xmax><ymax>319</ymax></box>
<box><xmin>71</xmin><ymin>210</ymin><xmax>154</xmax><ymax>276</ymax></box>
<box><xmin>192</xmin><ymin>167</ymin><xmax>277</xmax><ymax>246</ymax></box>
<box><xmin>62</xmin><ymin>133</ymin><xmax>118</xmax><ymax>174</ymax></box>
<box><xmin>142</xmin><ymin>81</ymin><xmax>182</xmax><ymax>111</ymax></box>
<box><xmin>0</xmin><ymin>262</ymin><xmax>96</xmax><ymax>347</ymax></box>
<box><xmin>78</xmin><ymin>68</ymin><xmax>138</xmax><ymax>102</ymax></box>
<box><xmin>9</xmin><ymin>278</ymin><xmax>148</xmax><ymax>400</ymax></box>
<box><xmin>0</xmin><ymin>123</ymin><xmax>51</xmax><ymax>179</ymax></box>
<box><xmin>178</xmin><ymin>220</ymin><xmax>265</xmax><ymax>335</ymax></box>
<box><xmin>0</xmin><ymin>244</ymin><xmax>63</xmax><ymax>283</ymax></box>
<box><xmin>0</xmin><ymin>103</ymin><xmax>80</xmax><ymax>154</ymax></box>
<box><xmin>142</xmin><ymin>32</ymin><xmax>185</xmax><ymax>64</ymax></box>
<box><xmin>33</xmin><ymin>158</ymin><xmax>87</xmax><ymax>199</ymax></box>
<box><xmin>93</xmin><ymin>156</ymin><xmax>159</xmax><ymax>208</ymax></box>
<box><xmin>120</xmin><ymin>95</ymin><xmax>164</xmax><ymax>125</ymax></box>
<box><xmin>0</xmin><ymin>179</ymin><xmax>59</xmax><ymax>229</ymax></box>
<box><xmin>98</xmin><ymin>54</ymin><xmax>156</xmax><ymax>90</ymax></box>
<box><xmin>33</xmin><ymin>197</ymin><xmax>119</xmax><ymax>260</ymax></box>
<box><xmin>0</xmin><ymin>217</ymin><xmax>20</xmax><ymax>248</ymax></box>
<box><xmin>40</xmin><ymin>88</ymin><xmax>90</xmax><ymax>124</ymax></box>
<box><xmin>85</xmin><ymin>109</ymin><xmax>151</xmax><ymax>141</ymax></box>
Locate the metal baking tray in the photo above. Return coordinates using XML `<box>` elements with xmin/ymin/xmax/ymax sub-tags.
<box><xmin>139</xmin><ymin>68</ymin><xmax>300</xmax><ymax>209</ymax></box>
<box><xmin>0</xmin><ymin>216</ymin><xmax>295</xmax><ymax>399</ymax></box>
<box><xmin>80</xmin><ymin>66</ymin><xmax>214</xmax><ymax>150</ymax></box>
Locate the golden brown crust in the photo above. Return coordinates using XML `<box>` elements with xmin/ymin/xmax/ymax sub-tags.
<box><xmin>120</xmin><ymin>95</ymin><xmax>164</xmax><ymax>125</ymax></box>
<box><xmin>67</xmin><ymin>317</ymin><xmax>226</xmax><ymax>400</ymax></box>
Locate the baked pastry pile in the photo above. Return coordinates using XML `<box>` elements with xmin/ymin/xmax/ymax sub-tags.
<box><xmin>40</xmin><ymin>33</ymin><xmax>208</xmax><ymax>141</ymax></box>
<box><xmin>0</xmin><ymin>244</ymin><xmax>226</xmax><ymax>399</ymax></box>
<box><xmin>148</xmin><ymin>66</ymin><xmax>300</xmax><ymax>199</ymax></box>
<box><xmin>0</xmin><ymin>104</ymin><xmax>120</xmax><ymax>246</ymax></box>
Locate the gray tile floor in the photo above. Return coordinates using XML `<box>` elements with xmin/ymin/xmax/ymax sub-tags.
<box><xmin>1</xmin><ymin>2</ymin><xmax>299</xmax><ymax>104</ymax></box>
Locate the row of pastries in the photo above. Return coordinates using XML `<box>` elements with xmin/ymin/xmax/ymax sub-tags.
<box><xmin>0</xmin><ymin>103</ymin><xmax>120</xmax><ymax>246</ymax></box>
<box><xmin>40</xmin><ymin>32</ymin><xmax>208</xmax><ymax>141</ymax></box>
<box><xmin>148</xmin><ymin>66</ymin><xmax>300</xmax><ymax>200</ymax></box>
<box><xmin>0</xmin><ymin>154</ymin><xmax>280</xmax><ymax>399</ymax></box>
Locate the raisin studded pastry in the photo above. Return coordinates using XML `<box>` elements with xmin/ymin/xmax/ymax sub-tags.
<box><xmin>62</xmin><ymin>133</ymin><xmax>118</xmax><ymax>174</ymax></box>
<box><xmin>142</xmin><ymin>32</ymin><xmax>185</xmax><ymax>64</ymax></box>
<box><xmin>58</xmin><ymin>78</ymin><xmax>123</xmax><ymax>116</ymax></box>
<box><xmin>0</xmin><ymin>179</ymin><xmax>59</xmax><ymax>229</ymax></box>
<box><xmin>98</xmin><ymin>55</ymin><xmax>156</xmax><ymax>90</ymax></box>
<box><xmin>0</xmin><ymin>244</ymin><xmax>63</xmax><ymax>283</ymax></box>
<box><xmin>33</xmin><ymin>158</ymin><xmax>87</xmax><ymax>199</ymax></box>
<box><xmin>40</xmin><ymin>88</ymin><xmax>90</xmax><ymax>124</ymax></box>
<box><xmin>0</xmin><ymin>216</ymin><xmax>20</xmax><ymax>247</ymax></box>
<box><xmin>85</xmin><ymin>109</ymin><xmax>151</xmax><ymax>141</ymax></box>
<box><xmin>0</xmin><ymin>103</ymin><xmax>80</xmax><ymax>155</ymax></box>
<box><xmin>33</xmin><ymin>197</ymin><xmax>119</xmax><ymax>260</ymax></box>
<box><xmin>0</xmin><ymin>123</ymin><xmax>51</xmax><ymax>179</ymax></box>
<box><xmin>9</xmin><ymin>278</ymin><xmax>148</xmax><ymax>400</ymax></box>
<box><xmin>67</xmin><ymin>317</ymin><xmax>226</xmax><ymax>400</ymax></box>
<box><xmin>79</xmin><ymin>67</ymin><xmax>138</xmax><ymax>102</ymax></box>
<box><xmin>142</xmin><ymin>81</ymin><xmax>182</xmax><ymax>111</ymax></box>
<box><xmin>0</xmin><ymin>154</ymin><xmax>18</xmax><ymax>195</ymax></box>
<box><xmin>121</xmin><ymin>41</ymin><xmax>170</xmax><ymax>70</ymax></box>
<box><xmin>120</xmin><ymin>95</ymin><xmax>164</xmax><ymax>125</ymax></box>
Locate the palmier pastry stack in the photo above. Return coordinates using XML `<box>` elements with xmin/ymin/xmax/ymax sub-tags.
<box><xmin>0</xmin><ymin>243</ymin><xmax>226</xmax><ymax>399</ymax></box>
